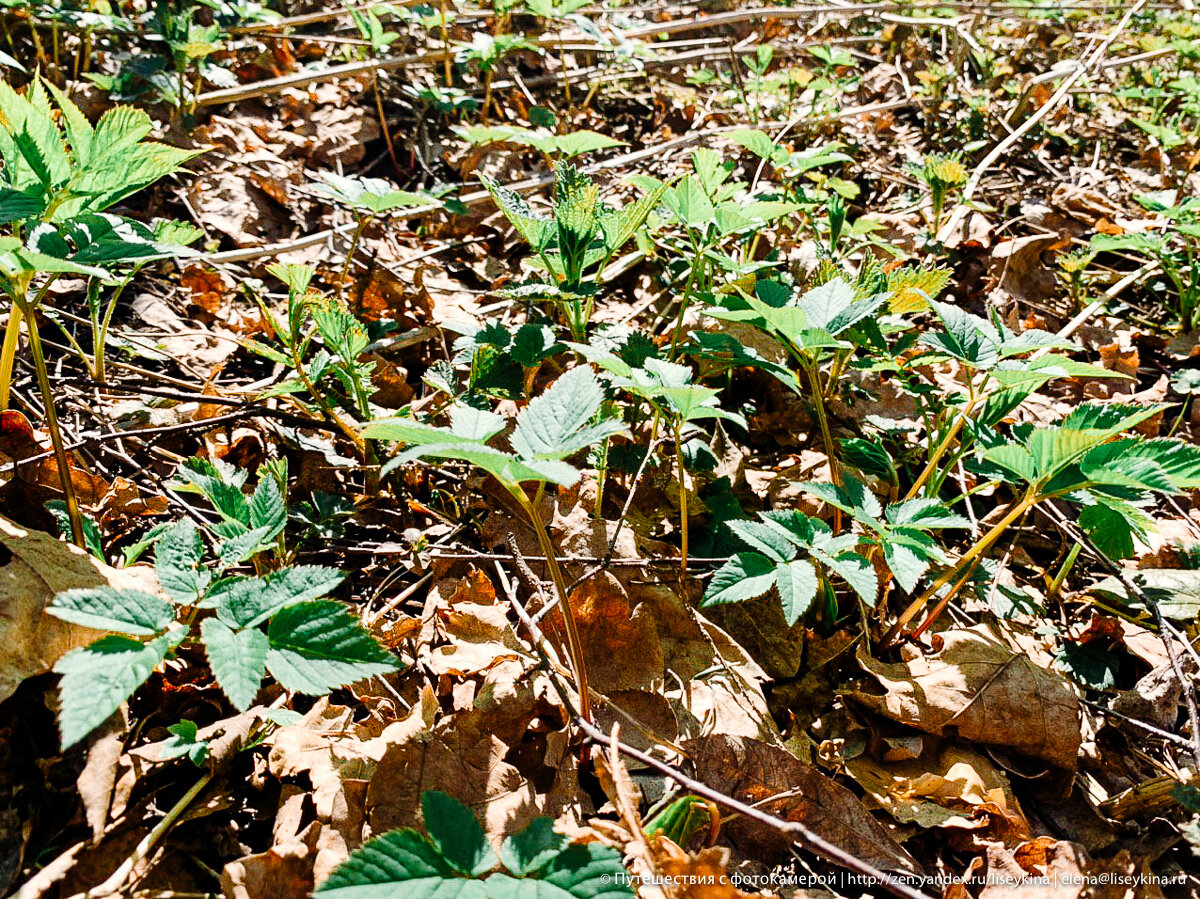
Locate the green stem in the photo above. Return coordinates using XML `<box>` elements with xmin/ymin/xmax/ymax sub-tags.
<box><xmin>517</xmin><ymin>491</ymin><xmax>592</xmax><ymax>726</ymax></box>
<box><xmin>668</xmin><ymin>242</ymin><xmax>706</xmax><ymax>361</ymax></box>
<box><xmin>882</xmin><ymin>487</ymin><xmax>1037</xmax><ymax>647</ymax></box>
<box><xmin>673</xmin><ymin>422</ymin><xmax>688</xmax><ymax>586</ymax></box>
<box><xmin>903</xmin><ymin>382</ymin><xmax>980</xmax><ymax>502</ymax></box>
<box><xmin>340</xmin><ymin>215</ymin><xmax>371</xmax><ymax>302</ymax></box>
<box><xmin>20</xmin><ymin>296</ymin><xmax>84</xmax><ymax>547</ymax></box>
<box><xmin>0</xmin><ymin>301</ymin><xmax>23</xmax><ymax>410</ymax></box>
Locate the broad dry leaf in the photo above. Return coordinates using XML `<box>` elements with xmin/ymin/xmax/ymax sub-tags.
<box><xmin>221</xmin><ymin>834</ymin><xmax>315</xmax><ymax>899</ymax></box>
<box><xmin>0</xmin><ymin>516</ymin><xmax>161</xmax><ymax>702</ymax></box>
<box><xmin>846</xmin><ymin>743</ymin><xmax>1028</xmax><ymax>841</ymax></box>
<box><xmin>848</xmin><ymin>626</ymin><xmax>1081</xmax><ymax>770</ymax></box>
<box><xmin>685</xmin><ymin>734</ymin><xmax>922</xmax><ymax>877</ymax></box>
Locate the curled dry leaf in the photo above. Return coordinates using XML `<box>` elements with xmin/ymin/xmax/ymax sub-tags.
<box><xmin>848</xmin><ymin>626</ymin><xmax>1082</xmax><ymax>770</ymax></box>
<box><xmin>685</xmin><ymin>734</ymin><xmax>922</xmax><ymax>878</ymax></box>
<box><xmin>0</xmin><ymin>515</ymin><xmax>161</xmax><ymax>702</ymax></box>
<box><xmin>845</xmin><ymin>743</ymin><xmax>1028</xmax><ymax>841</ymax></box>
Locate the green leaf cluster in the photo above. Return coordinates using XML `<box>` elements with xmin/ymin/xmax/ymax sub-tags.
<box><xmin>366</xmin><ymin>365</ymin><xmax>625</xmax><ymax>492</ymax></box>
<box><xmin>47</xmin><ymin>464</ymin><xmax>396</xmax><ymax>749</ymax></box>
<box><xmin>316</xmin><ymin>790</ymin><xmax>633</xmax><ymax>899</ymax></box>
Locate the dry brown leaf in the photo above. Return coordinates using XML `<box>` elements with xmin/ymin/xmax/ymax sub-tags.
<box><xmin>846</xmin><ymin>743</ymin><xmax>1028</xmax><ymax>842</ymax></box>
<box><xmin>848</xmin><ymin>626</ymin><xmax>1081</xmax><ymax>770</ymax></box>
<box><xmin>220</xmin><ymin>834</ymin><xmax>315</xmax><ymax>899</ymax></box>
<box><xmin>651</xmin><ymin>836</ymin><xmax>753</xmax><ymax>899</ymax></box>
<box><xmin>685</xmin><ymin>734</ymin><xmax>922</xmax><ymax>877</ymax></box>
<box><xmin>0</xmin><ymin>516</ymin><xmax>161</xmax><ymax>702</ymax></box>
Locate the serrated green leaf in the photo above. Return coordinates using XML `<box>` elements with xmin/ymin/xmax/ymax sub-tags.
<box><xmin>511</xmin><ymin>367</ymin><xmax>622</xmax><ymax>460</ymax></box>
<box><xmin>500</xmin><ymin>818</ymin><xmax>567</xmax><ymax>876</ymax></box>
<box><xmin>48</xmin><ymin>587</ymin><xmax>175</xmax><ymax>636</ymax></box>
<box><xmin>818</xmin><ymin>551</ymin><xmax>878</xmax><ymax>607</ymax></box>
<box><xmin>883</xmin><ymin>542</ymin><xmax>929</xmax><ymax>594</ymax></box>
<box><xmin>156</xmin><ymin>518</ymin><xmax>207</xmax><ymax>604</ymax></box>
<box><xmin>774</xmin><ymin>559</ymin><xmax>818</xmax><ymax>625</ymax></box>
<box><xmin>922</xmin><ymin>300</ymin><xmax>1002</xmax><ymax>369</ymax></box>
<box><xmin>54</xmin><ymin>630</ymin><xmax>183</xmax><ymax>748</ymax></box>
<box><xmin>201</xmin><ymin>618</ymin><xmax>268</xmax><ymax>711</ymax></box>
<box><xmin>422</xmin><ymin>791</ymin><xmax>497</xmax><ymax>876</ymax></box>
<box><xmin>266</xmin><ymin>601</ymin><xmax>396</xmax><ymax>694</ymax></box>
<box><xmin>701</xmin><ymin>553</ymin><xmax>777</xmax><ymax>606</ymax></box>
<box><xmin>213</xmin><ymin>566</ymin><xmax>345</xmax><ymax>628</ymax></box>
<box><xmin>667</xmin><ymin>177</ymin><xmax>714</xmax><ymax>229</ymax></box>
<box><xmin>727</xmin><ymin>519</ymin><xmax>795</xmax><ymax>563</ymax></box>
<box><xmin>315</xmin><ymin>829</ymin><xmax>461</xmax><ymax>899</ymax></box>
<box><xmin>249</xmin><ymin>476</ymin><xmax>287</xmax><ymax>540</ymax></box>
<box><xmin>398</xmin><ymin>442</ymin><xmax>581</xmax><ymax>489</ymax></box>
<box><xmin>487</xmin><ymin>843</ymin><xmax>633</xmax><ymax>898</ymax></box>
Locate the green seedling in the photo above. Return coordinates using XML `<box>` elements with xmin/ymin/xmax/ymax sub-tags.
<box><xmin>316</xmin><ymin>790</ymin><xmax>633</xmax><ymax>897</ymax></box>
<box><xmin>364</xmin><ymin>366</ymin><xmax>625</xmax><ymax>726</ymax></box>
<box><xmin>0</xmin><ymin>77</ymin><xmax>201</xmax><ymax>545</ymax></box>
<box><xmin>481</xmin><ymin>162</ymin><xmax>667</xmax><ymax>340</ymax></box>
<box><xmin>46</xmin><ymin>464</ymin><xmax>396</xmax><ymax>748</ymax></box>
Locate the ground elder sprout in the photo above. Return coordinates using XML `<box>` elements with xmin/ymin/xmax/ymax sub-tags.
<box><xmin>46</xmin><ymin>465</ymin><xmax>395</xmax><ymax>748</ymax></box>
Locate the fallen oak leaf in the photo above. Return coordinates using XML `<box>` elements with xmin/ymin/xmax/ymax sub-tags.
<box><xmin>847</xmin><ymin>626</ymin><xmax>1081</xmax><ymax>771</ymax></box>
<box><xmin>684</xmin><ymin>734</ymin><xmax>922</xmax><ymax>878</ymax></box>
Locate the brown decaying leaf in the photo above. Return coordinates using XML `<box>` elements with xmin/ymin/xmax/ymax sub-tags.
<box><xmin>685</xmin><ymin>734</ymin><xmax>922</xmax><ymax>877</ymax></box>
<box><xmin>848</xmin><ymin>626</ymin><xmax>1081</xmax><ymax>770</ymax></box>
<box><xmin>0</xmin><ymin>515</ymin><xmax>161</xmax><ymax>703</ymax></box>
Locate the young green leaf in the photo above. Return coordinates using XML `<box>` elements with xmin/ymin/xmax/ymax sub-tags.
<box><xmin>201</xmin><ymin>618</ymin><xmax>269</xmax><ymax>711</ymax></box>
<box><xmin>774</xmin><ymin>559</ymin><xmax>819</xmax><ymax>625</ymax></box>
<box><xmin>702</xmin><ymin>552</ymin><xmax>778</xmax><ymax>606</ymax></box>
<box><xmin>55</xmin><ymin>629</ymin><xmax>184</xmax><ymax>748</ymax></box>
<box><xmin>48</xmin><ymin>587</ymin><xmax>175</xmax><ymax>636</ymax></box>
<box><xmin>211</xmin><ymin>566</ymin><xmax>346</xmax><ymax>627</ymax></box>
<box><xmin>422</xmin><ymin>791</ymin><xmax>498</xmax><ymax>876</ymax></box>
<box><xmin>156</xmin><ymin>518</ymin><xmax>208</xmax><ymax>604</ymax></box>
<box><xmin>265</xmin><ymin>601</ymin><xmax>396</xmax><ymax>694</ymax></box>
<box><xmin>510</xmin><ymin>366</ymin><xmax>625</xmax><ymax>460</ymax></box>
<box><xmin>315</xmin><ymin>829</ymin><xmax>460</xmax><ymax>899</ymax></box>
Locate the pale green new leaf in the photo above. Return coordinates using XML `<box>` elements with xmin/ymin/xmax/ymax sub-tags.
<box><xmin>510</xmin><ymin>366</ymin><xmax>623</xmax><ymax>459</ymax></box>
<box><xmin>54</xmin><ymin>629</ymin><xmax>183</xmax><ymax>748</ymax></box>
<box><xmin>266</xmin><ymin>601</ymin><xmax>396</xmax><ymax>694</ymax></box>
<box><xmin>479</xmin><ymin>174</ymin><xmax>554</xmax><ymax>250</ymax></box>
<box><xmin>775</xmin><ymin>559</ymin><xmax>818</xmax><ymax>625</ymax></box>
<box><xmin>48</xmin><ymin>587</ymin><xmax>175</xmax><ymax>636</ymax></box>
<box><xmin>201</xmin><ymin>618</ymin><xmax>268</xmax><ymax>711</ymax></box>
<box><xmin>213</xmin><ymin>566</ymin><xmax>346</xmax><ymax>628</ymax></box>
<box><xmin>702</xmin><ymin>553</ymin><xmax>777</xmax><ymax>606</ymax></box>
<box><xmin>156</xmin><ymin>518</ymin><xmax>208</xmax><ymax>604</ymax></box>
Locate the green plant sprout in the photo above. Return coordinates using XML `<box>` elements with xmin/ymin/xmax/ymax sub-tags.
<box><xmin>244</xmin><ymin>263</ymin><xmax>376</xmax><ymax>453</ymax></box>
<box><xmin>363</xmin><ymin>366</ymin><xmax>625</xmax><ymax>727</ymax></box>
<box><xmin>313</xmin><ymin>173</ymin><xmax>442</xmax><ymax>299</ymax></box>
<box><xmin>908</xmin><ymin>152</ymin><xmax>968</xmax><ymax>235</ymax></box>
<box><xmin>457</xmin><ymin>32</ymin><xmax>539</xmax><ymax>124</ymax></box>
<box><xmin>886</xmin><ymin>403</ymin><xmax>1200</xmax><ymax>644</ymax></box>
<box><xmin>47</xmin><ymin>463</ymin><xmax>396</xmax><ymax>748</ymax></box>
<box><xmin>0</xmin><ymin>77</ymin><xmax>201</xmax><ymax>545</ymax></box>
<box><xmin>573</xmin><ymin>345</ymin><xmax>745</xmax><ymax>579</ymax></box>
<box><xmin>480</xmin><ymin>163</ymin><xmax>667</xmax><ymax>341</ymax></box>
